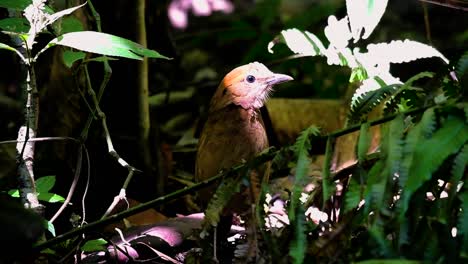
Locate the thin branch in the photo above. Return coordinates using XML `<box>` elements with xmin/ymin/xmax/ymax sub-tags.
<box><xmin>79</xmin><ymin>0</ymin><xmax>112</xmax><ymax>142</ymax></box>
<box><xmin>50</xmin><ymin>144</ymin><xmax>83</xmax><ymax>223</ymax></box>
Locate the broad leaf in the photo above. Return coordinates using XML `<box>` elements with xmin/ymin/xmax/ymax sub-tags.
<box><xmin>62</xmin><ymin>50</ymin><xmax>86</xmax><ymax>68</ymax></box>
<box><xmin>38</xmin><ymin>192</ymin><xmax>65</xmax><ymax>203</ymax></box>
<box><xmin>44</xmin><ymin>2</ymin><xmax>87</xmax><ymax>29</ymax></box>
<box><xmin>42</xmin><ymin>31</ymin><xmax>171</xmax><ymax>60</ymax></box>
<box><xmin>60</xmin><ymin>16</ymin><xmax>84</xmax><ymax>34</ymax></box>
<box><xmin>81</xmin><ymin>239</ymin><xmax>107</xmax><ymax>252</ymax></box>
<box><xmin>0</xmin><ymin>0</ymin><xmax>54</xmax><ymax>13</ymax></box>
<box><xmin>0</xmin><ymin>0</ymin><xmax>31</xmax><ymax>10</ymax></box>
<box><xmin>36</xmin><ymin>176</ymin><xmax>56</xmax><ymax>193</ymax></box>
<box><xmin>268</xmin><ymin>28</ymin><xmax>326</xmax><ymax>56</ymax></box>
<box><xmin>0</xmin><ymin>18</ymin><xmax>29</xmax><ymax>33</ymax></box>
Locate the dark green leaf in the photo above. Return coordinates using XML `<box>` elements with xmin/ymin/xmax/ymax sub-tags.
<box><xmin>459</xmin><ymin>191</ymin><xmax>468</xmax><ymax>254</ymax></box>
<box><xmin>357</xmin><ymin>122</ymin><xmax>371</xmax><ymax>163</ymax></box>
<box><xmin>0</xmin><ymin>0</ymin><xmax>31</xmax><ymax>10</ymax></box>
<box><xmin>204</xmin><ymin>176</ymin><xmax>242</xmax><ymax>227</ymax></box>
<box><xmin>62</xmin><ymin>50</ymin><xmax>85</xmax><ymax>68</ymax></box>
<box><xmin>402</xmin><ymin>117</ymin><xmax>468</xmax><ymax>217</ymax></box>
<box><xmin>289</xmin><ymin>206</ymin><xmax>307</xmax><ymax>264</ymax></box>
<box><xmin>0</xmin><ymin>18</ymin><xmax>29</xmax><ymax>33</ymax></box>
<box><xmin>344</xmin><ymin>177</ymin><xmax>362</xmax><ymax>212</ymax></box>
<box><xmin>0</xmin><ymin>0</ymin><xmax>54</xmax><ymax>13</ymax></box>
<box><xmin>81</xmin><ymin>239</ymin><xmax>107</xmax><ymax>252</ymax></box>
<box><xmin>38</xmin><ymin>192</ymin><xmax>65</xmax><ymax>203</ymax></box>
<box><xmin>60</xmin><ymin>16</ymin><xmax>84</xmax><ymax>34</ymax></box>
<box><xmin>36</xmin><ymin>176</ymin><xmax>56</xmax><ymax>193</ymax></box>
<box><xmin>349</xmin><ymin>82</ymin><xmax>400</xmax><ymax>125</ymax></box>
<box><xmin>8</xmin><ymin>189</ymin><xmax>19</xmax><ymax>197</ymax></box>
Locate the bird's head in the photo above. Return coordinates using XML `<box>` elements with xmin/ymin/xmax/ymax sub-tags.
<box><xmin>209</xmin><ymin>62</ymin><xmax>293</xmax><ymax>112</ymax></box>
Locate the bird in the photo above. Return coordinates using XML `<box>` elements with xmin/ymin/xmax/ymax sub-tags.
<box><xmin>195</xmin><ymin>62</ymin><xmax>292</xmax><ymax>259</ymax></box>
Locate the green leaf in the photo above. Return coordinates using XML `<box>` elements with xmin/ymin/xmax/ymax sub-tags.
<box><xmin>62</xmin><ymin>50</ymin><xmax>86</xmax><ymax>68</ymax></box>
<box><xmin>36</xmin><ymin>176</ymin><xmax>56</xmax><ymax>193</ymax></box>
<box><xmin>38</xmin><ymin>192</ymin><xmax>65</xmax><ymax>203</ymax></box>
<box><xmin>0</xmin><ymin>0</ymin><xmax>54</xmax><ymax>13</ymax></box>
<box><xmin>81</xmin><ymin>239</ymin><xmax>107</xmax><ymax>252</ymax></box>
<box><xmin>401</xmin><ymin>117</ymin><xmax>468</xmax><ymax>218</ymax></box>
<box><xmin>0</xmin><ymin>0</ymin><xmax>32</xmax><ymax>10</ymax></box>
<box><xmin>357</xmin><ymin>122</ymin><xmax>371</xmax><ymax>163</ymax></box>
<box><xmin>349</xmin><ymin>81</ymin><xmax>400</xmax><ymax>125</ymax></box>
<box><xmin>8</xmin><ymin>189</ymin><xmax>19</xmax><ymax>197</ymax></box>
<box><xmin>268</xmin><ymin>28</ymin><xmax>326</xmax><ymax>57</ymax></box>
<box><xmin>0</xmin><ymin>18</ymin><xmax>29</xmax><ymax>33</ymax></box>
<box><xmin>289</xmin><ymin>206</ymin><xmax>307</xmax><ymax>264</ymax></box>
<box><xmin>385</xmin><ymin>115</ymin><xmax>404</xmax><ymax>178</ymax></box>
<box><xmin>448</xmin><ymin>144</ymin><xmax>468</xmax><ymax>203</ymax></box>
<box><xmin>84</xmin><ymin>56</ymin><xmax>119</xmax><ymax>63</ymax></box>
<box><xmin>459</xmin><ymin>191</ymin><xmax>468</xmax><ymax>254</ymax></box>
<box><xmin>456</xmin><ymin>51</ymin><xmax>468</xmax><ymax>78</ymax></box>
<box><xmin>43</xmin><ymin>31</ymin><xmax>172</xmax><ymax>60</ymax></box>
<box><xmin>289</xmin><ymin>126</ymin><xmax>320</xmax><ymax>221</ymax></box>
<box><xmin>204</xmin><ymin>176</ymin><xmax>242</xmax><ymax>227</ymax></box>
<box><xmin>364</xmin><ymin>160</ymin><xmax>384</xmax><ymax>214</ymax></box>
<box><xmin>344</xmin><ymin>177</ymin><xmax>362</xmax><ymax>212</ymax></box>
<box><xmin>399</xmin><ymin>108</ymin><xmax>436</xmax><ymax>188</ymax></box>
<box><xmin>45</xmin><ymin>220</ymin><xmax>56</xmax><ymax>237</ymax></box>
<box><xmin>60</xmin><ymin>16</ymin><xmax>84</xmax><ymax>34</ymax></box>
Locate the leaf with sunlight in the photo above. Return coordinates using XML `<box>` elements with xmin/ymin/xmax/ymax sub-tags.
<box><xmin>268</xmin><ymin>28</ymin><xmax>326</xmax><ymax>56</ymax></box>
<box><xmin>42</xmin><ymin>31</ymin><xmax>172</xmax><ymax>60</ymax></box>
<box><xmin>346</xmin><ymin>0</ymin><xmax>389</xmax><ymax>41</ymax></box>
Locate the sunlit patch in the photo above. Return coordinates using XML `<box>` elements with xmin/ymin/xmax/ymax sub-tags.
<box><xmin>426</xmin><ymin>192</ymin><xmax>435</xmax><ymax>201</ymax></box>
<box><xmin>305</xmin><ymin>207</ymin><xmax>328</xmax><ymax>225</ymax></box>
<box><xmin>451</xmin><ymin>227</ymin><xmax>457</xmax><ymax>237</ymax></box>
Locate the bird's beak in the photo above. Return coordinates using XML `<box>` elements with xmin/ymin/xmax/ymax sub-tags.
<box><xmin>266</xmin><ymin>73</ymin><xmax>293</xmax><ymax>86</ymax></box>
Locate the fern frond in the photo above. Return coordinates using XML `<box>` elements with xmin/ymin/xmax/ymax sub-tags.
<box><xmin>357</xmin><ymin>122</ymin><xmax>371</xmax><ymax>163</ymax></box>
<box><xmin>383</xmin><ymin>72</ymin><xmax>433</xmax><ymax>113</ymax></box>
<box><xmin>365</xmin><ymin>39</ymin><xmax>449</xmax><ymax>65</ymax></box>
<box><xmin>344</xmin><ymin>177</ymin><xmax>362</xmax><ymax>213</ymax></box>
<box><xmin>399</xmin><ymin>108</ymin><xmax>436</xmax><ymax>188</ymax></box>
<box><xmin>401</xmin><ymin>72</ymin><xmax>434</xmax><ymax>89</ymax></box>
<box><xmin>401</xmin><ymin>116</ymin><xmax>468</xmax><ymax>218</ymax></box>
<box><xmin>290</xmin><ymin>125</ymin><xmax>320</xmax><ymax>221</ymax></box>
<box><xmin>452</xmin><ymin>143</ymin><xmax>468</xmax><ymax>181</ymax></box>
<box><xmin>456</xmin><ymin>50</ymin><xmax>468</xmax><ymax>79</ymax></box>
<box><xmin>364</xmin><ymin>160</ymin><xmax>384</xmax><ymax>215</ymax></box>
<box><xmin>289</xmin><ymin>205</ymin><xmax>307</xmax><ymax>264</ymax></box>
<box><xmin>203</xmin><ymin>176</ymin><xmax>242</xmax><ymax>227</ymax></box>
<box><xmin>349</xmin><ymin>80</ymin><xmax>400</xmax><ymax>125</ymax></box>
<box><xmin>458</xmin><ymin>191</ymin><xmax>468</xmax><ymax>255</ymax></box>
<box><xmin>368</xmin><ymin>224</ymin><xmax>393</xmax><ymax>257</ymax></box>
<box><xmin>385</xmin><ymin>115</ymin><xmax>405</xmax><ymax>178</ymax></box>
<box><xmin>448</xmin><ymin>144</ymin><xmax>468</xmax><ymax>204</ymax></box>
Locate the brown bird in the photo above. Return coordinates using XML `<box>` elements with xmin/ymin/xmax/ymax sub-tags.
<box><xmin>195</xmin><ymin>61</ymin><xmax>292</xmax><ymax>221</ymax></box>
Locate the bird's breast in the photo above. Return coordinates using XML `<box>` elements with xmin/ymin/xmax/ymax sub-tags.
<box><xmin>195</xmin><ymin>104</ymin><xmax>269</xmax><ymax>184</ymax></box>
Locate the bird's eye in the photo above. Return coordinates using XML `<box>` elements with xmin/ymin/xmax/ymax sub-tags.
<box><xmin>246</xmin><ymin>75</ymin><xmax>256</xmax><ymax>83</ymax></box>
